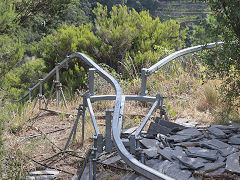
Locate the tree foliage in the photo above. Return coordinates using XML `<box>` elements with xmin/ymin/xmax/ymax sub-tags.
<box><xmin>0</xmin><ymin>0</ymin><xmax>73</xmax><ymax>79</ymax></box>
<box><xmin>199</xmin><ymin>0</ymin><xmax>240</xmax><ymax>111</ymax></box>
<box><xmin>34</xmin><ymin>24</ymin><xmax>99</xmax><ymax>89</ymax></box>
<box><xmin>93</xmin><ymin>3</ymin><xmax>188</xmax><ymax>74</ymax></box>
<box><xmin>2</xmin><ymin>59</ymin><xmax>46</xmax><ymax>99</ymax></box>
<box><xmin>0</xmin><ymin>0</ymin><xmax>24</xmax><ymax>78</ymax></box>
<box><xmin>35</xmin><ymin>4</ymin><xmax>188</xmax><ymax>83</ymax></box>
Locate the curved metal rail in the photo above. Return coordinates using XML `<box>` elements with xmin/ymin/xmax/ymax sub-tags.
<box><xmin>16</xmin><ymin>42</ymin><xmax>224</xmax><ymax>180</ymax></box>
<box><xmin>140</xmin><ymin>42</ymin><xmax>223</xmax><ymax>95</ymax></box>
<box><xmin>112</xmin><ymin>42</ymin><xmax>224</xmax><ymax>180</ymax></box>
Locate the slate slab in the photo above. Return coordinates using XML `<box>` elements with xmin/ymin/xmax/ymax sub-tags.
<box><xmin>208</xmin><ymin>167</ymin><xmax>225</xmax><ymax>176</ymax></box>
<box><xmin>147</xmin><ymin>122</ymin><xmax>171</xmax><ymax>135</ymax></box>
<box><xmin>182</xmin><ymin>122</ymin><xmax>199</xmax><ymax>128</ymax></box>
<box><xmin>218</xmin><ymin>146</ymin><xmax>238</xmax><ymax>157</ymax></box>
<box><xmin>135</xmin><ymin>176</ymin><xmax>149</xmax><ymax>180</ymax></box>
<box><xmin>176</xmin><ymin>128</ymin><xmax>202</xmax><ymax>138</ymax></box>
<box><xmin>174</xmin><ymin>155</ymin><xmax>205</xmax><ymax>170</ymax></box>
<box><xmin>172</xmin><ymin>146</ymin><xmax>186</xmax><ymax>158</ymax></box>
<box><xmin>211</xmin><ymin>125</ymin><xmax>238</xmax><ymax>132</ymax></box>
<box><xmin>140</xmin><ymin>138</ymin><xmax>159</xmax><ymax>149</ymax></box>
<box><xmin>190</xmin><ymin>135</ymin><xmax>205</xmax><ymax>142</ymax></box>
<box><xmin>200</xmin><ymin>139</ymin><xmax>230</xmax><ymax>150</ymax></box>
<box><xmin>26</xmin><ymin>175</ymin><xmax>56</xmax><ymax>180</ymax></box>
<box><xmin>157</xmin><ymin>147</ymin><xmax>174</xmax><ymax>161</ymax></box>
<box><xmin>226</xmin><ymin>153</ymin><xmax>240</xmax><ymax>174</ymax></box>
<box><xmin>186</xmin><ymin>147</ymin><xmax>218</xmax><ymax>160</ymax></box>
<box><xmin>229</xmin><ymin>134</ymin><xmax>240</xmax><ymax>145</ymax></box>
<box><xmin>188</xmin><ymin>177</ymin><xmax>199</xmax><ymax>180</ymax></box>
<box><xmin>122</xmin><ymin>126</ymin><xmax>138</xmax><ymax>135</ymax></box>
<box><xmin>158</xmin><ymin>160</ymin><xmax>173</xmax><ymax>173</ymax></box>
<box><xmin>120</xmin><ymin>173</ymin><xmax>148</xmax><ymax>180</ymax></box>
<box><xmin>165</xmin><ymin>163</ymin><xmax>192</xmax><ymax>180</ymax></box>
<box><xmin>232</xmin><ymin>145</ymin><xmax>240</xmax><ymax>150</ymax></box>
<box><xmin>27</xmin><ymin>170</ymin><xmax>59</xmax><ymax>180</ymax></box>
<box><xmin>145</xmin><ymin>158</ymin><xmax>162</xmax><ymax>169</ymax></box>
<box><xmin>102</xmin><ymin>155</ymin><xmax>121</xmax><ymax>165</ymax></box>
<box><xmin>175</xmin><ymin>142</ymin><xmax>200</xmax><ymax>147</ymax></box>
<box><xmin>143</xmin><ymin>148</ymin><xmax>158</xmax><ymax>159</ymax></box>
<box><xmin>216</xmin><ymin>153</ymin><xmax>225</xmax><ymax>163</ymax></box>
<box><xmin>207</xmin><ymin>127</ymin><xmax>226</xmax><ymax>138</ymax></box>
<box><xmin>175</xmin><ymin>118</ymin><xmax>188</xmax><ymax>124</ymax></box>
<box><xmin>158</xmin><ymin>119</ymin><xmax>185</xmax><ymax>130</ymax></box>
<box><xmin>172</xmin><ymin>147</ymin><xmax>206</xmax><ymax>170</ymax></box>
<box><xmin>201</xmin><ymin>162</ymin><xmax>225</xmax><ymax>172</ymax></box>
<box><xmin>168</xmin><ymin>135</ymin><xmax>192</xmax><ymax>143</ymax></box>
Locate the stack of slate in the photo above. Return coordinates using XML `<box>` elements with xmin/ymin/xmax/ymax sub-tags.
<box><xmin>134</xmin><ymin>121</ymin><xmax>240</xmax><ymax>180</ymax></box>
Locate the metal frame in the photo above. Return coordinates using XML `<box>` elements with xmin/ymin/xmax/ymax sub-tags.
<box><xmin>16</xmin><ymin>42</ymin><xmax>223</xmax><ymax>180</ymax></box>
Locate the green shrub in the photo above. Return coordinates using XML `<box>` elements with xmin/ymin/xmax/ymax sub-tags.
<box><xmin>34</xmin><ymin>23</ymin><xmax>100</xmax><ymax>70</ymax></box>
<box><xmin>2</xmin><ymin>59</ymin><xmax>46</xmax><ymax>99</ymax></box>
<box><xmin>34</xmin><ymin>23</ymin><xmax>99</xmax><ymax>90</ymax></box>
<box><xmin>93</xmin><ymin>4</ymin><xmax>188</xmax><ymax>73</ymax></box>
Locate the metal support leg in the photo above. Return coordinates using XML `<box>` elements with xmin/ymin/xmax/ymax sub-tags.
<box><xmin>129</xmin><ymin>135</ymin><xmax>136</xmax><ymax>154</ymax></box>
<box><xmin>118</xmin><ymin>96</ymin><xmax>125</xmax><ymax>135</ymax></box>
<box><xmin>31</xmin><ymin>96</ymin><xmax>38</xmax><ymax>113</ymax></box>
<box><xmin>56</xmin><ymin>81</ymin><xmax>60</xmax><ymax>107</ymax></box>
<box><xmin>91</xmin><ymin>136</ymin><xmax>98</xmax><ymax>180</ymax></box>
<box><xmin>39</xmin><ymin>79</ymin><xmax>43</xmax><ymax>109</ymax></box>
<box><xmin>45</xmin><ymin>80</ymin><xmax>55</xmax><ymax>109</ymax></box>
<box><xmin>136</xmin><ymin>136</ymin><xmax>144</xmax><ymax>164</ymax></box>
<box><xmin>86</xmin><ymin>94</ymin><xmax>100</xmax><ymax>135</ymax></box>
<box><xmin>97</xmin><ymin>134</ymin><xmax>103</xmax><ymax>153</ymax></box>
<box><xmin>88</xmin><ymin>148</ymin><xmax>97</xmax><ymax>180</ymax></box>
<box><xmin>89</xmin><ymin>68</ymin><xmax>95</xmax><ymax>96</ymax></box>
<box><xmin>105</xmin><ymin>109</ymin><xmax>113</xmax><ymax>153</ymax></box>
<box><xmin>55</xmin><ymin>64</ymin><xmax>60</xmax><ymax>108</ymax></box>
<box><xmin>93</xmin><ymin>156</ymin><xmax>97</xmax><ymax>180</ymax></box>
<box><xmin>140</xmin><ymin>151</ymin><xmax>145</xmax><ymax>164</ymax></box>
<box><xmin>59</xmin><ymin>83</ymin><xmax>67</xmax><ymax>108</ymax></box>
<box><xmin>89</xmin><ymin>156</ymin><xmax>93</xmax><ymax>180</ymax></box>
<box><xmin>156</xmin><ymin>94</ymin><xmax>169</xmax><ymax>122</ymax></box>
<box><xmin>140</xmin><ymin>68</ymin><xmax>147</xmax><ymax>96</ymax></box>
<box><xmin>28</xmin><ymin>88</ymin><xmax>32</xmax><ymax>102</ymax></box>
<box><xmin>81</xmin><ymin>104</ymin><xmax>86</xmax><ymax>145</ymax></box>
<box><xmin>64</xmin><ymin>104</ymin><xmax>83</xmax><ymax>150</ymax></box>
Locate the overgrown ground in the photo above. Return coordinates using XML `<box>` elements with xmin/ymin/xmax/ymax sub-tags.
<box><xmin>0</xmin><ymin>56</ymin><xmax>237</xmax><ymax>179</ymax></box>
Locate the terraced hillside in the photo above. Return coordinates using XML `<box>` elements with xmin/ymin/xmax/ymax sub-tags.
<box><xmin>154</xmin><ymin>0</ymin><xmax>209</xmax><ymax>26</ymax></box>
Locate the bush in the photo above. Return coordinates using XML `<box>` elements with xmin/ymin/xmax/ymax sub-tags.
<box><xmin>34</xmin><ymin>24</ymin><xmax>99</xmax><ymax>89</ymax></box>
<box><xmin>2</xmin><ymin>59</ymin><xmax>46</xmax><ymax>99</ymax></box>
<box><xmin>93</xmin><ymin>4</ymin><xmax>188</xmax><ymax>73</ymax></box>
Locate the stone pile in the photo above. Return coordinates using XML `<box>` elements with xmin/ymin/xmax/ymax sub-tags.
<box><xmin>132</xmin><ymin>120</ymin><xmax>240</xmax><ymax>180</ymax></box>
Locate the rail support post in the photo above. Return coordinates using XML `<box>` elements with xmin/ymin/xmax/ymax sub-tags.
<box><xmin>129</xmin><ymin>135</ymin><xmax>136</xmax><ymax>154</ymax></box>
<box><xmin>55</xmin><ymin>63</ymin><xmax>60</xmax><ymax>107</ymax></box>
<box><xmin>140</xmin><ymin>68</ymin><xmax>147</xmax><ymax>96</ymax></box>
<box><xmin>39</xmin><ymin>79</ymin><xmax>43</xmax><ymax>109</ymax></box>
<box><xmin>136</xmin><ymin>136</ymin><xmax>145</xmax><ymax>164</ymax></box>
<box><xmin>88</xmin><ymin>148</ymin><xmax>97</xmax><ymax>180</ymax></box>
<box><xmin>64</xmin><ymin>104</ymin><xmax>83</xmax><ymax>150</ymax></box>
<box><xmin>81</xmin><ymin>101</ymin><xmax>86</xmax><ymax>145</ymax></box>
<box><xmin>156</xmin><ymin>94</ymin><xmax>169</xmax><ymax>123</ymax></box>
<box><xmin>89</xmin><ymin>68</ymin><xmax>96</xmax><ymax>96</ymax></box>
<box><xmin>105</xmin><ymin>109</ymin><xmax>113</xmax><ymax>153</ymax></box>
<box><xmin>28</xmin><ymin>88</ymin><xmax>32</xmax><ymax>103</ymax></box>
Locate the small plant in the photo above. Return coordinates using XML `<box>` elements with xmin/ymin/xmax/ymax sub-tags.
<box><xmin>197</xmin><ymin>81</ymin><xmax>218</xmax><ymax>112</ymax></box>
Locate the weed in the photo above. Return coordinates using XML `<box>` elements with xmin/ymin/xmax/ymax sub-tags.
<box><xmin>197</xmin><ymin>81</ymin><xmax>219</xmax><ymax>112</ymax></box>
